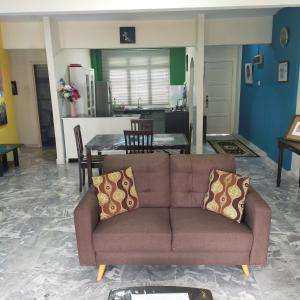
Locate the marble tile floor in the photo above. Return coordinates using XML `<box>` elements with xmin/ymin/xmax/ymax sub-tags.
<box><xmin>0</xmin><ymin>146</ymin><xmax>299</xmax><ymax>299</ymax></box>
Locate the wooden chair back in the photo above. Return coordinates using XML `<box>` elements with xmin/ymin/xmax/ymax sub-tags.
<box><xmin>74</xmin><ymin>125</ymin><xmax>84</xmax><ymax>160</ymax></box>
<box><xmin>186</xmin><ymin>124</ymin><xmax>193</xmax><ymax>154</ymax></box>
<box><xmin>124</xmin><ymin>130</ymin><xmax>153</xmax><ymax>154</ymax></box>
<box><xmin>131</xmin><ymin>119</ymin><xmax>154</xmax><ymax>131</ymax></box>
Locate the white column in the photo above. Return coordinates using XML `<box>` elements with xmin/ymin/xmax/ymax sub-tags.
<box><xmin>43</xmin><ymin>16</ymin><xmax>65</xmax><ymax>164</ymax></box>
<box><xmin>195</xmin><ymin>14</ymin><xmax>205</xmax><ymax>154</ymax></box>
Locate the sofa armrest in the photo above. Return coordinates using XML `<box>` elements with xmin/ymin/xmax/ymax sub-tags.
<box><xmin>74</xmin><ymin>187</ymin><xmax>99</xmax><ymax>265</ymax></box>
<box><xmin>243</xmin><ymin>185</ymin><xmax>271</xmax><ymax>265</ymax></box>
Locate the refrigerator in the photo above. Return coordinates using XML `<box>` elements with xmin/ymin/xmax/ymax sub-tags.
<box><xmin>95</xmin><ymin>81</ymin><xmax>113</xmax><ymax>117</ymax></box>
<box><xmin>69</xmin><ymin>66</ymin><xmax>96</xmax><ymax>116</ymax></box>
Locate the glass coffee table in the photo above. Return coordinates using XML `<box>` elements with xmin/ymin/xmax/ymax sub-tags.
<box><xmin>108</xmin><ymin>286</ymin><xmax>213</xmax><ymax>300</ymax></box>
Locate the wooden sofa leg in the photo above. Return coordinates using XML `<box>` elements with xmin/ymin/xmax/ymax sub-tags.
<box><xmin>97</xmin><ymin>264</ymin><xmax>106</xmax><ymax>282</ymax></box>
<box><xmin>241</xmin><ymin>265</ymin><xmax>250</xmax><ymax>276</ymax></box>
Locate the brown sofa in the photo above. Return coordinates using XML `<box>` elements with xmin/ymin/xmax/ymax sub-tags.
<box><xmin>74</xmin><ymin>153</ymin><xmax>271</xmax><ymax>281</ymax></box>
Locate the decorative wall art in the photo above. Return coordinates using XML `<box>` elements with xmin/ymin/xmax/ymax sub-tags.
<box><xmin>245</xmin><ymin>63</ymin><xmax>253</xmax><ymax>84</ymax></box>
<box><xmin>0</xmin><ymin>70</ymin><xmax>7</xmax><ymax>126</ymax></box>
<box><xmin>285</xmin><ymin>115</ymin><xmax>300</xmax><ymax>142</ymax></box>
<box><xmin>278</xmin><ymin>61</ymin><xmax>289</xmax><ymax>82</ymax></box>
<box><xmin>120</xmin><ymin>27</ymin><xmax>136</xmax><ymax>44</ymax></box>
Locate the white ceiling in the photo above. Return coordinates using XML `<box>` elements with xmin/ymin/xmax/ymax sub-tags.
<box><xmin>0</xmin><ymin>8</ymin><xmax>282</xmax><ymax>22</ymax></box>
<box><xmin>0</xmin><ymin>0</ymin><xmax>297</xmax><ymax>17</ymax></box>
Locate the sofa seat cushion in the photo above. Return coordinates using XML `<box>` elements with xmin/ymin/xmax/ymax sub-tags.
<box><xmin>93</xmin><ymin>208</ymin><xmax>171</xmax><ymax>252</ymax></box>
<box><xmin>170</xmin><ymin>208</ymin><xmax>253</xmax><ymax>252</ymax></box>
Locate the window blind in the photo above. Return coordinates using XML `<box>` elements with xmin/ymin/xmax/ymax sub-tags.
<box><xmin>102</xmin><ymin>49</ymin><xmax>170</xmax><ymax>106</ymax></box>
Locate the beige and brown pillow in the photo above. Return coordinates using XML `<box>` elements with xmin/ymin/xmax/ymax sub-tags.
<box><xmin>203</xmin><ymin>169</ymin><xmax>250</xmax><ymax>223</ymax></box>
<box><xmin>92</xmin><ymin>167</ymin><xmax>139</xmax><ymax>220</ymax></box>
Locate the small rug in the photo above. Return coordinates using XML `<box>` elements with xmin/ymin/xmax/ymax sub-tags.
<box><xmin>208</xmin><ymin>139</ymin><xmax>259</xmax><ymax>157</ymax></box>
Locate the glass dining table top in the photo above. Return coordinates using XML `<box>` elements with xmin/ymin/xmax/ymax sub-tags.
<box><xmin>85</xmin><ymin>133</ymin><xmax>188</xmax><ymax>151</ymax></box>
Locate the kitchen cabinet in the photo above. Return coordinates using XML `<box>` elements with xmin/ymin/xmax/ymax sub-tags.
<box><xmin>165</xmin><ymin>111</ymin><xmax>189</xmax><ymax>138</ymax></box>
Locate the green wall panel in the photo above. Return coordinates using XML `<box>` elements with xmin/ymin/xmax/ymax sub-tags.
<box><xmin>169</xmin><ymin>48</ymin><xmax>186</xmax><ymax>85</ymax></box>
<box><xmin>90</xmin><ymin>49</ymin><xmax>103</xmax><ymax>81</ymax></box>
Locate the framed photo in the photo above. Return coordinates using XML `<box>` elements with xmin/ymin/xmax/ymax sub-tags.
<box><xmin>285</xmin><ymin>115</ymin><xmax>300</xmax><ymax>142</ymax></box>
<box><xmin>120</xmin><ymin>27</ymin><xmax>136</xmax><ymax>44</ymax></box>
<box><xmin>278</xmin><ymin>61</ymin><xmax>289</xmax><ymax>82</ymax></box>
<box><xmin>245</xmin><ymin>63</ymin><xmax>253</xmax><ymax>84</ymax></box>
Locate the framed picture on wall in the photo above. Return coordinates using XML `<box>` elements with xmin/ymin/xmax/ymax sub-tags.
<box><xmin>120</xmin><ymin>27</ymin><xmax>136</xmax><ymax>44</ymax></box>
<box><xmin>245</xmin><ymin>63</ymin><xmax>253</xmax><ymax>84</ymax></box>
<box><xmin>278</xmin><ymin>61</ymin><xmax>289</xmax><ymax>83</ymax></box>
<box><xmin>285</xmin><ymin>115</ymin><xmax>300</xmax><ymax>142</ymax></box>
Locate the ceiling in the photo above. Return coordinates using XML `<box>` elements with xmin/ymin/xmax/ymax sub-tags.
<box><xmin>0</xmin><ymin>8</ymin><xmax>282</xmax><ymax>22</ymax></box>
<box><xmin>0</xmin><ymin>0</ymin><xmax>296</xmax><ymax>17</ymax></box>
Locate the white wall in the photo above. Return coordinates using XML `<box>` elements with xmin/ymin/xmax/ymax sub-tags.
<box><xmin>59</xmin><ymin>19</ymin><xmax>196</xmax><ymax>48</ymax></box>
<box><xmin>9</xmin><ymin>49</ymin><xmax>47</xmax><ymax>147</ymax></box>
<box><xmin>1</xmin><ymin>20</ymin><xmax>45</xmax><ymax>49</ymax></box>
<box><xmin>1</xmin><ymin>16</ymin><xmax>273</xmax><ymax>49</ymax></box>
<box><xmin>205</xmin><ymin>16</ymin><xmax>273</xmax><ymax>45</ymax></box>
<box><xmin>204</xmin><ymin>45</ymin><xmax>242</xmax><ymax>134</ymax></box>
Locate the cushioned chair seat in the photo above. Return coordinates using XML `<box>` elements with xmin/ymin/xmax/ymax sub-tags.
<box><xmin>93</xmin><ymin>208</ymin><xmax>172</xmax><ymax>252</ymax></box>
<box><xmin>170</xmin><ymin>208</ymin><xmax>253</xmax><ymax>252</ymax></box>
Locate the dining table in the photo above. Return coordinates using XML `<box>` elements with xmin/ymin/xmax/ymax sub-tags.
<box><xmin>85</xmin><ymin>133</ymin><xmax>188</xmax><ymax>186</ymax></box>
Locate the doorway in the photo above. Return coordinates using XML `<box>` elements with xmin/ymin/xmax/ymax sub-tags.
<box><xmin>33</xmin><ymin>64</ymin><xmax>55</xmax><ymax>147</ymax></box>
<box><xmin>204</xmin><ymin>60</ymin><xmax>234</xmax><ymax>135</ymax></box>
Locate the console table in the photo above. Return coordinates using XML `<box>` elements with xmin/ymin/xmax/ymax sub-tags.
<box><xmin>0</xmin><ymin>144</ymin><xmax>20</xmax><ymax>176</ymax></box>
<box><xmin>277</xmin><ymin>138</ymin><xmax>300</xmax><ymax>187</ymax></box>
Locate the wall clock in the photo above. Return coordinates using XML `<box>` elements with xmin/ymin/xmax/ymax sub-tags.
<box><xmin>280</xmin><ymin>27</ymin><xmax>289</xmax><ymax>48</ymax></box>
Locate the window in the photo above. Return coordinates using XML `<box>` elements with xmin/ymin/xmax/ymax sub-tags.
<box><xmin>102</xmin><ymin>49</ymin><xmax>169</xmax><ymax>106</ymax></box>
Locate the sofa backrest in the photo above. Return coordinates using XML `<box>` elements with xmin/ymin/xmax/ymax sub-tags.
<box><xmin>103</xmin><ymin>153</ymin><xmax>170</xmax><ymax>207</ymax></box>
<box><xmin>170</xmin><ymin>154</ymin><xmax>236</xmax><ymax>208</ymax></box>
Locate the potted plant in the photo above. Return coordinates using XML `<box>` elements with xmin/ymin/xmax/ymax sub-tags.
<box><xmin>58</xmin><ymin>78</ymin><xmax>80</xmax><ymax>117</ymax></box>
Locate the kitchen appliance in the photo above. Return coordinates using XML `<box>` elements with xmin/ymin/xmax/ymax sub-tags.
<box><xmin>95</xmin><ymin>81</ymin><xmax>113</xmax><ymax>117</ymax></box>
<box><xmin>69</xmin><ymin>66</ymin><xmax>96</xmax><ymax>116</ymax></box>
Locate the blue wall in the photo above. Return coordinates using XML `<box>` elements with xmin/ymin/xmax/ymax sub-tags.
<box><xmin>239</xmin><ymin>8</ymin><xmax>300</xmax><ymax>170</ymax></box>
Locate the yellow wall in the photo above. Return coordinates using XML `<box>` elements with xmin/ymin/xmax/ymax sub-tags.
<box><xmin>0</xmin><ymin>26</ymin><xmax>18</xmax><ymax>144</ymax></box>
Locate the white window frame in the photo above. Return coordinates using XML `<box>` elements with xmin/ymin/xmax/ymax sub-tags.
<box><xmin>102</xmin><ymin>49</ymin><xmax>170</xmax><ymax>106</ymax></box>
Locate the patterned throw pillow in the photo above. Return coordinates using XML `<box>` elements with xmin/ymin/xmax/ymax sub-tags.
<box><xmin>92</xmin><ymin>167</ymin><xmax>139</xmax><ymax>220</ymax></box>
<box><xmin>203</xmin><ymin>169</ymin><xmax>250</xmax><ymax>223</ymax></box>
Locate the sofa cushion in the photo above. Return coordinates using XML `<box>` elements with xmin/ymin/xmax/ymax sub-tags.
<box><xmin>92</xmin><ymin>167</ymin><xmax>140</xmax><ymax>220</ymax></box>
<box><xmin>170</xmin><ymin>208</ymin><xmax>253</xmax><ymax>252</ymax></box>
<box><xmin>103</xmin><ymin>153</ymin><xmax>170</xmax><ymax>207</ymax></box>
<box><xmin>203</xmin><ymin>169</ymin><xmax>250</xmax><ymax>223</ymax></box>
<box><xmin>93</xmin><ymin>208</ymin><xmax>171</xmax><ymax>252</ymax></box>
<box><xmin>170</xmin><ymin>154</ymin><xmax>236</xmax><ymax>207</ymax></box>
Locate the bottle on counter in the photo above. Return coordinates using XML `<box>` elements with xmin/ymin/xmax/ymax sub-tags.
<box><xmin>112</xmin><ymin>97</ymin><xmax>117</xmax><ymax>111</ymax></box>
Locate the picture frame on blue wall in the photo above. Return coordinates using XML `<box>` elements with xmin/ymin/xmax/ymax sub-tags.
<box><xmin>285</xmin><ymin>115</ymin><xmax>300</xmax><ymax>142</ymax></box>
<box><xmin>278</xmin><ymin>61</ymin><xmax>289</xmax><ymax>83</ymax></box>
<box><xmin>245</xmin><ymin>63</ymin><xmax>253</xmax><ymax>84</ymax></box>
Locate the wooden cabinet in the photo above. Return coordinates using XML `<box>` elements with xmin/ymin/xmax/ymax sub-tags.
<box><xmin>165</xmin><ymin>111</ymin><xmax>189</xmax><ymax>138</ymax></box>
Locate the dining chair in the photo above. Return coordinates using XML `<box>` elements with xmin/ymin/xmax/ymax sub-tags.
<box><xmin>131</xmin><ymin>119</ymin><xmax>154</xmax><ymax>131</ymax></box>
<box><xmin>185</xmin><ymin>123</ymin><xmax>193</xmax><ymax>154</ymax></box>
<box><xmin>74</xmin><ymin>125</ymin><xmax>105</xmax><ymax>192</ymax></box>
<box><xmin>124</xmin><ymin>130</ymin><xmax>154</xmax><ymax>154</ymax></box>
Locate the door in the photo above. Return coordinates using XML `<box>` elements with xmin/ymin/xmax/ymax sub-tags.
<box><xmin>204</xmin><ymin>61</ymin><xmax>233</xmax><ymax>135</ymax></box>
<box><xmin>34</xmin><ymin>64</ymin><xmax>55</xmax><ymax>147</ymax></box>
